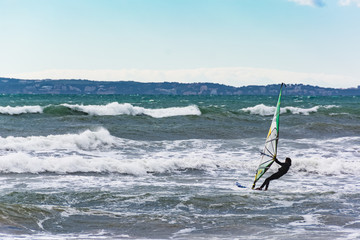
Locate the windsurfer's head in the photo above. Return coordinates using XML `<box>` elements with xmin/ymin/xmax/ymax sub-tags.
<box><xmin>285</xmin><ymin>157</ymin><xmax>292</xmax><ymax>165</ymax></box>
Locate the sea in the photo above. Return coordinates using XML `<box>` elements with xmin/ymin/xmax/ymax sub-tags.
<box><xmin>0</xmin><ymin>94</ymin><xmax>359</xmax><ymax>240</ymax></box>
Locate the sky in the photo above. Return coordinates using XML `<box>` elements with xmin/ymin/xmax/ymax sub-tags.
<box><xmin>1</xmin><ymin>0</ymin><xmax>360</xmax><ymax>88</ymax></box>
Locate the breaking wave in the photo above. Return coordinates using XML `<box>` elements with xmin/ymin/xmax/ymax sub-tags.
<box><xmin>61</xmin><ymin>102</ymin><xmax>201</xmax><ymax>118</ymax></box>
<box><xmin>0</xmin><ymin>105</ymin><xmax>43</xmax><ymax>115</ymax></box>
<box><xmin>241</xmin><ymin>104</ymin><xmax>339</xmax><ymax>116</ymax></box>
<box><xmin>0</xmin><ymin>128</ymin><xmax>233</xmax><ymax>174</ymax></box>
<box><xmin>0</xmin><ymin>102</ymin><xmax>201</xmax><ymax>118</ymax></box>
<box><xmin>0</xmin><ymin>127</ymin><xmax>116</xmax><ymax>151</ymax></box>
<box><xmin>0</xmin><ymin>127</ymin><xmax>358</xmax><ymax>175</ymax></box>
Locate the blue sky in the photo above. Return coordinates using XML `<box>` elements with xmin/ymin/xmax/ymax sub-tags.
<box><xmin>1</xmin><ymin>0</ymin><xmax>359</xmax><ymax>87</ymax></box>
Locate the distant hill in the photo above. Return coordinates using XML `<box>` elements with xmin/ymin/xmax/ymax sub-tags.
<box><xmin>0</xmin><ymin>77</ymin><xmax>359</xmax><ymax>95</ymax></box>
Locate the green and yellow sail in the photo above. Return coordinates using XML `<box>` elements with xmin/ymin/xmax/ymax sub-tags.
<box><xmin>252</xmin><ymin>83</ymin><xmax>285</xmax><ymax>189</ymax></box>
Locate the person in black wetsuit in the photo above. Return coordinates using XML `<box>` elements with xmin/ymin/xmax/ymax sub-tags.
<box><xmin>256</xmin><ymin>157</ymin><xmax>291</xmax><ymax>191</ymax></box>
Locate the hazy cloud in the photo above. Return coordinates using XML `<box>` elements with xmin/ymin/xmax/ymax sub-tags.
<box><xmin>339</xmin><ymin>0</ymin><xmax>360</xmax><ymax>7</ymax></box>
<box><xmin>291</xmin><ymin>0</ymin><xmax>360</xmax><ymax>7</ymax></box>
<box><xmin>289</xmin><ymin>0</ymin><xmax>326</xmax><ymax>7</ymax></box>
<box><xmin>6</xmin><ymin>67</ymin><xmax>358</xmax><ymax>88</ymax></box>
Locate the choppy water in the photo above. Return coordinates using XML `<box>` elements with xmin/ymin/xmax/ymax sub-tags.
<box><xmin>0</xmin><ymin>94</ymin><xmax>359</xmax><ymax>239</ymax></box>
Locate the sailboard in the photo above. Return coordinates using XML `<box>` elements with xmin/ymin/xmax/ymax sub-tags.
<box><xmin>235</xmin><ymin>182</ymin><xmax>246</xmax><ymax>188</ymax></box>
<box><xmin>250</xmin><ymin>83</ymin><xmax>285</xmax><ymax>189</ymax></box>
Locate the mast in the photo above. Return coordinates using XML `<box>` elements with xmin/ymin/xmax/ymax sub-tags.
<box><xmin>251</xmin><ymin>83</ymin><xmax>285</xmax><ymax>189</ymax></box>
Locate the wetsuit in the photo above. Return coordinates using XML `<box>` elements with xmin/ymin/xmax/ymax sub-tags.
<box><xmin>259</xmin><ymin>158</ymin><xmax>291</xmax><ymax>190</ymax></box>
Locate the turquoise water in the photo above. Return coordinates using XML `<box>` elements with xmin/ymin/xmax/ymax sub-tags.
<box><xmin>0</xmin><ymin>94</ymin><xmax>359</xmax><ymax>239</ymax></box>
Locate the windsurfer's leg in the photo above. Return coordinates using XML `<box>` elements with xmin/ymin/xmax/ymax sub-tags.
<box><xmin>259</xmin><ymin>178</ymin><xmax>270</xmax><ymax>190</ymax></box>
<box><xmin>263</xmin><ymin>173</ymin><xmax>282</xmax><ymax>190</ymax></box>
<box><xmin>264</xmin><ymin>181</ymin><xmax>270</xmax><ymax>191</ymax></box>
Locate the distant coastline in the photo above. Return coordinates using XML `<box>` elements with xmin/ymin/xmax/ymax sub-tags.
<box><xmin>0</xmin><ymin>77</ymin><xmax>359</xmax><ymax>95</ymax></box>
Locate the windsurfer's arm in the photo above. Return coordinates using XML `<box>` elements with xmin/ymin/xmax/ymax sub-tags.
<box><xmin>274</xmin><ymin>157</ymin><xmax>284</xmax><ymax>166</ymax></box>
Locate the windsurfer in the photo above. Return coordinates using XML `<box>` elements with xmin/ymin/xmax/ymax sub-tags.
<box><xmin>255</xmin><ymin>157</ymin><xmax>291</xmax><ymax>191</ymax></box>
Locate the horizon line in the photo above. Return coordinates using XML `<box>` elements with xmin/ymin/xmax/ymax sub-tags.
<box><xmin>1</xmin><ymin>67</ymin><xmax>359</xmax><ymax>89</ymax></box>
<box><xmin>1</xmin><ymin>76</ymin><xmax>359</xmax><ymax>90</ymax></box>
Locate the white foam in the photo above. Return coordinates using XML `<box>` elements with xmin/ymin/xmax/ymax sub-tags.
<box><xmin>279</xmin><ymin>136</ymin><xmax>360</xmax><ymax>176</ymax></box>
<box><xmin>0</xmin><ymin>128</ymin><xmax>358</xmax><ymax>176</ymax></box>
<box><xmin>0</xmin><ymin>133</ymin><xmax>244</xmax><ymax>174</ymax></box>
<box><xmin>323</xmin><ymin>105</ymin><xmax>339</xmax><ymax>109</ymax></box>
<box><xmin>172</xmin><ymin>227</ymin><xmax>197</xmax><ymax>238</ymax></box>
<box><xmin>241</xmin><ymin>104</ymin><xmax>276</xmax><ymax>116</ymax></box>
<box><xmin>0</xmin><ymin>232</ymin><xmax>116</xmax><ymax>240</ymax></box>
<box><xmin>0</xmin><ymin>127</ymin><xmax>116</xmax><ymax>151</ymax></box>
<box><xmin>283</xmin><ymin>106</ymin><xmax>319</xmax><ymax>115</ymax></box>
<box><xmin>143</xmin><ymin>105</ymin><xmax>201</xmax><ymax>118</ymax></box>
<box><xmin>0</xmin><ymin>148</ymin><xmax>228</xmax><ymax>175</ymax></box>
<box><xmin>0</xmin><ymin>105</ymin><xmax>43</xmax><ymax>115</ymax></box>
<box><xmin>61</xmin><ymin>102</ymin><xmax>201</xmax><ymax>118</ymax></box>
<box><xmin>289</xmin><ymin>214</ymin><xmax>322</xmax><ymax>227</ymax></box>
<box><xmin>0</xmin><ymin>152</ymin><xmax>144</xmax><ymax>174</ymax></box>
<box><xmin>241</xmin><ymin>104</ymin><xmax>338</xmax><ymax>116</ymax></box>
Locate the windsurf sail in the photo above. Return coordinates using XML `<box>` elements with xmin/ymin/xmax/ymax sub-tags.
<box><xmin>251</xmin><ymin>83</ymin><xmax>285</xmax><ymax>189</ymax></box>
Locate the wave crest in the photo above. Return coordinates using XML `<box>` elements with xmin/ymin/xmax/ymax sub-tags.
<box><xmin>0</xmin><ymin>102</ymin><xmax>201</xmax><ymax>118</ymax></box>
<box><xmin>241</xmin><ymin>104</ymin><xmax>338</xmax><ymax>116</ymax></box>
<box><xmin>0</xmin><ymin>134</ymin><xmax>358</xmax><ymax>175</ymax></box>
<box><xmin>61</xmin><ymin>102</ymin><xmax>201</xmax><ymax>118</ymax></box>
<box><xmin>0</xmin><ymin>105</ymin><xmax>43</xmax><ymax>115</ymax></box>
<box><xmin>0</xmin><ymin>128</ymin><xmax>116</xmax><ymax>151</ymax></box>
